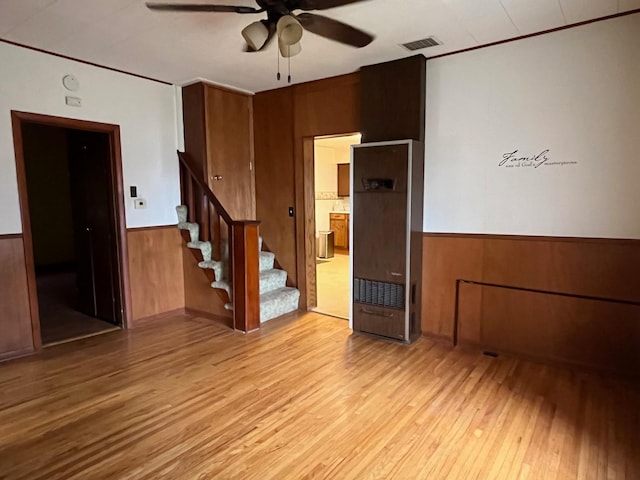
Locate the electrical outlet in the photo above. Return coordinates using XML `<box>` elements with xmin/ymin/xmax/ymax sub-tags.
<box><xmin>134</xmin><ymin>198</ymin><xmax>147</xmax><ymax>209</ymax></box>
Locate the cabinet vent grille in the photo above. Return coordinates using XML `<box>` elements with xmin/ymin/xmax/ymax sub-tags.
<box><xmin>354</xmin><ymin>278</ymin><xmax>404</xmax><ymax>309</ymax></box>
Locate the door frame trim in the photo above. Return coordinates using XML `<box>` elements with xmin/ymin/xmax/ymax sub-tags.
<box><xmin>11</xmin><ymin>111</ymin><xmax>131</xmax><ymax>349</ymax></box>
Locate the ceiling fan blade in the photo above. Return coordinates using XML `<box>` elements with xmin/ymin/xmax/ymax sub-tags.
<box><xmin>297</xmin><ymin>13</ymin><xmax>373</xmax><ymax>47</ymax></box>
<box><xmin>294</xmin><ymin>0</ymin><xmax>370</xmax><ymax>11</ymax></box>
<box><xmin>146</xmin><ymin>3</ymin><xmax>263</xmax><ymax>14</ymax></box>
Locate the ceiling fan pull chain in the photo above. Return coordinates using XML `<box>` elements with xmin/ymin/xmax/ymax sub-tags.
<box><xmin>277</xmin><ymin>46</ymin><xmax>281</xmax><ymax>81</ymax></box>
<box><xmin>288</xmin><ymin>49</ymin><xmax>291</xmax><ymax>83</ymax></box>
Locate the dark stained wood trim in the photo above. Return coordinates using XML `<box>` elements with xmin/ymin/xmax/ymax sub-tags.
<box><xmin>428</xmin><ymin>9</ymin><xmax>640</xmax><ymax>61</ymax></box>
<box><xmin>231</xmin><ymin>221</ymin><xmax>261</xmax><ymax>332</ymax></box>
<box><xmin>11</xmin><ymin>114</ymin><xmax>41</xmax><ymax>350</ymax></box>
<box><xmin>126</xmin><ymin>225</ymin><xmax>178</xmax><ymax>232</ymax></box>
<box><xmin>10</xmin><ymin>111</ymin><xmax>133</xmax><ymax>350</ymax></box>
<box><xmin>0</xmin><ymin>233</ymin><xmax>22</xmax><ymax>239</ymax></box>
<box><xmin>0</xmin><ymin>38</ymin><xmax>172</xmax><ymax>86</ymax></box>
<box><xmin>423</xmin><ymin>232</ymin><xmax>640</xmax><ymax>245</ymax></box>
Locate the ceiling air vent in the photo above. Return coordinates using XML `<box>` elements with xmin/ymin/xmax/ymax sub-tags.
<box><xmin>401</xmin><ymin>37</ymin><xmax>441</xmax><ymax>51</ymax></box>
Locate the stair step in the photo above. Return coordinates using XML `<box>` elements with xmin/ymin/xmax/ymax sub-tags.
<box><xmin>259</xmin><ymin>251</ymin><xmax>275</xmax><ymax>272</ymax></box>
<box><xmin>188</xmin><ymin>241</ymin><xmax>212</xmax><ymax>262</ymax></box>
<box><xmin>176</xmin><ymin>205</ymin><xmax>188</xmax><ymax>224</ymax></box>
<box><xmin>260</xmin><ymin>269</ymin><xmax>287</xmax><ymax>294</ymax></box>
<box><xmin>178</xmin><ymin>222</ymin><xmax>199</xmax><ymax>243</ymax></box>
<box><xmin>211</xmin><ymin>279</ymin><xmax>231</xmax><ymax>297</ymax></box>
<box><xmin>260</xmin><ymin>287</ymin><xmax>300</xmax><ymax>323</ymax></box>
<box><xmin>198</xmin><ymin>259</ymin><xmax>225</xmax><ymax>281</ymax></box>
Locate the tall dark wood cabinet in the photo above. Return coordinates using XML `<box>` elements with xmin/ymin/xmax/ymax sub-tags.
<box><xmin>351</xmin><ymin>140</ymin><xmax>424</xmax><ymax>343</ymax></box>
<box><xmin>182</xmin><ymin>82</ymin><xmax>255</xmax><ymax>220</ymax></box>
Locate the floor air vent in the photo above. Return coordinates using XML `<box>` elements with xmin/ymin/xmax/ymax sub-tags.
<box><xmin>402</xmin><ymin>37</ymin><xmax>441</xmax><ymax>51</ymax></box>
<box><xmin>354</xmin><ymin>278</ymin><xmax>404</xmax><ymax>309</ymax></box>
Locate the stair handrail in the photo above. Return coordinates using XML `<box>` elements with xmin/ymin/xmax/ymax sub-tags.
<box><xmin>177</xmin><ymin>150</ymin><xmax>260</xmax><ymax>332</ymax></box>
<box><xmin>177</xmin><ymin>151</ymin><xmax>233</xmax><ymax>225</ymax></box>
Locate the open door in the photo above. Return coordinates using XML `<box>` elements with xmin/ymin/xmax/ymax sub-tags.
<box><xmin>67</xmin><ymin>130</ymin><xmax>122</xmax><ymax>325</ymax></box>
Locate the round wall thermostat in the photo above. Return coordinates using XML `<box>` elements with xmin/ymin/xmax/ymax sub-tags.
<box><xmin>62</xmin><ymin>74</ymin><xmax>79</xmax><ymax>91</ymax></box>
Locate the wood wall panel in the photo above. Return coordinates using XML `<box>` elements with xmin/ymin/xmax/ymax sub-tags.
<box><xmin>423</xmin><ymin>233</ymin><xmax>640</xmax><ymax>373</ymax></box>
<box><xmin>127</xmin><ymin>227</ymin><xmax>185</xmax><ymax>323</ymax></box>
<box><xmin>294</xmin><ymin>73</ymin><xmax>360</xmax><ymax>308</ymax></box>
<box><xmin>0</xmin><ymin>236</ymin><xmax>34</xmax><ymax>359</ymax></box>
<box><xmin>254</xmin><ymin>72</ymin><xmax>361</xmax><ymax>308</ymax></box>
<box><xmin>422</xmin><ymin>236</ymin><xmax>483</xmax><ymax>337</ymax></box>
<box><xmin>182</xmin><ymin>247</ymin><xmax>232</xmax><ymax>324</ymax></box>
<box><xmin>254</xmin><ymin>88</ymin><xmax>297</xmax><ymax>285</ymax></box>
<box><xmin>458</xmin><ymin>283</ymin><xmax>640</xmax><ymax>375</ymax></box>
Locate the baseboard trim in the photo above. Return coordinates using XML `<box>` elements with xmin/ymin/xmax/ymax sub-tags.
<box><xmin>421</xmin><ymin>332</ymin><xmax>454</xmax><ymax>345</ymax></box>
<box><xmin>126</xmin><ymin>225</ymin><xmax>178</xmax><ymax>233</ymax></box>
<box><xmin>0</xmin><ymin>346</ymin><xmax>35</xmax><ymax>363</ymax></box>
<box><xmin>130</xmin><ymin>308</ymin><xmax>187</xmax><ymax>327</ymax></box>
<box><xmin>185</xmin><ymin>308</ymin><xmax>233</xmax><ymax>328</ymax></box>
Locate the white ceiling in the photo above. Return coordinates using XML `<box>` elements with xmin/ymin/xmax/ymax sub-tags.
<box><xmin>1</xmin><ymin>0</ymin><xmax>638</xmax><ymax>93</ymax></box>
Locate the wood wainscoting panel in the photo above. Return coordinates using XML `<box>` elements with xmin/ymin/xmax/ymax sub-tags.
<box><xmin>458</xmin><ymin>282</ymin><xmax>640</xmax><ymax>375</ymax></box>
<box><xmin>0</xmin><ymin>236</ymin><xmax>34</xmax><ymax>359</ymax></box>
<box><xmin>422</xmin><ymin>236</ymin><xmax>483</xmax><ymax>338</ymax></box>
<box><xmin>254</xmin><ymin>87</ymin><xmax>297</xmax><ymax>286</ymax></box>
<box><xmin>423</xmin><ymin>233</ymin><xmax>640</xmax><ymax>374</ymax></box>
<box><xmin>127</xmin><ymin>227</ymin><xmax>185</xmax><ymax>323</ymax></box>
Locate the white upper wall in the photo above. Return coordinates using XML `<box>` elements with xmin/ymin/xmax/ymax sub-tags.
<box><xmin>424</xmin><ymin>13</ymin><xmax>640</xmax><ymax>239</ymax></box>
<box><xmin>0</xmin><ymin>42</ymin><xmax>180</xmax><ymax>234</ymax></box>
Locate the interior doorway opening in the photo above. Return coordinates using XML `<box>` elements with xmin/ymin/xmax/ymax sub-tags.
<box><xmin>311</xmin><ymin>133</ymin><xmax>361</xmax><ymax>319</ymax></box>
<box><xmin>13</xmin><ymin>113</ymin><xmax>128</xmax><ymax>347</ymax></box>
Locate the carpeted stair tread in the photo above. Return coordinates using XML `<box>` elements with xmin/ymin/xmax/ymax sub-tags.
<box><xmin>176</xmin><ymin>205</ymin><xmax>188</xmax><ymax>224</ymax></box>
<box><xmin>259</xmin><ymin>251</ymin><xmax>275</xmax><ymax>272</ymax></box>
<box><xmin>188</xmin><ymin>241</ymin><xmax>212</xmax><ymax>262</ymax></box>
<box><xmin>178</xmin><ymin>222</ymin><xmax>199</xmax><ymax>243</ymax></box>
<box><xmin>260</xmin><ymin>287</ymin><xmax>300</xmax><ymax>323</ymax></box>
<box><xmin>259</xmin><ymin>269</ymin><xmax>287</xmax><ymax>294</ymax></box>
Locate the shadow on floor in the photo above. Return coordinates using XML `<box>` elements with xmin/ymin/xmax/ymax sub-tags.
<box><xmin>37</xmin><ymin>270</ymin><xmax>118</xmax><ymax>345</ymax></box>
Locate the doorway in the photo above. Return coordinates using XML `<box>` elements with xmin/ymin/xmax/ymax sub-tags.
<box><xmin>311</xmin><ymin>133</ymin><xmax>360</xmax><ymax>319</ymax></box>
<box><xmin>12</xmin><ymin>112</ymin><xmax>130</xmax><ymax>347</ymax></box>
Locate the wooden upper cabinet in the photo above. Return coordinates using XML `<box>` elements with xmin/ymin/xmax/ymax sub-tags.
<box><xmin>337</xmin><ymin>163</ymin><xmax>350</xmax><ymax>197</ymax></box>
<box><xmin>182</xmin><ymin>82</ymin><xmax>256</xmax><ymax>220</ymax></box>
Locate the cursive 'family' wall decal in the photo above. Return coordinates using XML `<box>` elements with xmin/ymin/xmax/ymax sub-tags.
<box><xmin>499</xmin><ymin>149</ymin><xmax>578</xmax><ymax>169</ymax></box>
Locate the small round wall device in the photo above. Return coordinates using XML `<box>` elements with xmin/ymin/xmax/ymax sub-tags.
<box><xmin>62</xmin><ymin>74</ymin><xmax>79</xmax><ymax>92</ymax></box>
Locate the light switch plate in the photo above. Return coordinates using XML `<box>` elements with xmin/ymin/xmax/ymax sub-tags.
<box><xmin>134</xmin><ymin>198</ymin><xmax>147</xmax><ymax>209</ymax></box>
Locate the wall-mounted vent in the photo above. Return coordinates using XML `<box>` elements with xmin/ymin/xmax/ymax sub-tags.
<box><xmin>354</xmin><ymin>278</ymin><xmax>404</xmax><ymax>309</ymax></box>
<box><xmin>401</xmin><ymin>37</ymin><xmax>441</xmax><ymax>51</ymax></box>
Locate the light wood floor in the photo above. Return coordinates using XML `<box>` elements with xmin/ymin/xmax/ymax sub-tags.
<box><xmin>0</xmin><ymin>312</ymin><xmax>638</xmax><ymax>479</ymax></box>
<box><xmin>315</xmin><ymin>252</ymin><xmax>349</xmax><ymax>319</ymax></box>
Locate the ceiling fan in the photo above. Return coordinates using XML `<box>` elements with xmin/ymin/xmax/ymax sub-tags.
<box><xmin>145</xmin><ymin>0</ymin><xmax>375</xmax><ymax>57</ymax></box>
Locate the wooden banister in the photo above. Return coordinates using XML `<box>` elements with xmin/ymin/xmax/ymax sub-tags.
<box><xmin>177</xmin><ymin>150</ymin><xmax>260</xmax><ymax>332</ymax></box>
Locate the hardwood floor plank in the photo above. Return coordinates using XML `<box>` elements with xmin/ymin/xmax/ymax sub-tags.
<box><xmin>0</xmin><ymin>312</ymin><xmax>638</xmax><ymax>479</ymax></box>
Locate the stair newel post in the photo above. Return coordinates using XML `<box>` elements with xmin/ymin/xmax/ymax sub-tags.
<box><xmin>230</xmin><ymin>220</ymin><xmax>261</xmax><ymax>332</ymax></box>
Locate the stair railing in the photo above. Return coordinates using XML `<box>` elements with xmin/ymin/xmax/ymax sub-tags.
<box><xmin>177</xmin><ymin>151</ymin><xmax>260</xmax><ymax>332</ymax></box>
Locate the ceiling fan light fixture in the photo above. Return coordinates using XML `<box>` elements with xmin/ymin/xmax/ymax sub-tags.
<box><xmin>277</xmin><ymin>15</ymin><xmax>303</xmax><ymax>46</ymax></box>
<box><xmin>241</xmin><ymin>21</ymin><xmax>270</xmax><ymax>50</ymax></box>
<box><xmin>278</xmin><ymin>38</ymin><xmax>302</xmax><ymax>57</ymax></box>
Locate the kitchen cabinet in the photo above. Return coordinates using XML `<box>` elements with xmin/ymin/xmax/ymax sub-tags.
<box><xmin>337</xmin><ymin>163</ymin><xmax>350</xmax><ymax>197</ymax></box>
<box><xmin>329</xmin><ymin>213</ymin><xmax>349</xmax><ymax>250</ymax></box>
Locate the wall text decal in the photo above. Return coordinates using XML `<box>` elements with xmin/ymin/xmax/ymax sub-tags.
<box><xmin>499</xmin><ymin>149</ymin><xmax>577</xmax><ymax>169</ymax></box>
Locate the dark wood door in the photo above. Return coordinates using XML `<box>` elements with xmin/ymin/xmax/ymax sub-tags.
<box><xmin>68</xmin><ymin>130</ymin><xmax>121</xmax><ymax>325</ymax></box>
<box><xmin>205</xmin><ymin>86</ymin><xmax>255</xmax><ymax>220</ymax></box>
